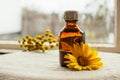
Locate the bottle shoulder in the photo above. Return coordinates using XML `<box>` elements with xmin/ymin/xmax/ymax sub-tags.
<box><xmin>60</xmin><ymin>26</ymin><xmax>85</xmax><ymax>34</ymax></box>
<box><xmin>59</xmin><ymin>26</ymin><xmax>85</xmax><ymax>38</ymax></box>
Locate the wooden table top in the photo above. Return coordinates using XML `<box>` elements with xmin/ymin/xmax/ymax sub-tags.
<box><xmin>0</xmin><ymin>50</ymin><xmax>120</xmax><ymax>80</ymax></box>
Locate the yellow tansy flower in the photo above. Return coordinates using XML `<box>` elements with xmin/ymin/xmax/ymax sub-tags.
<box><xmin>64</xmin><ymin>43</ymin><xmax>103</xmax><ymax>70</ymax></box>
<box><xmin>45</xmin><ymin>29</ymin><xmax>51</xmax><ymax>34</ymax></box>
<box><xmin>49</xmin><ymin>34</ymin><xmax>54</xmax><ymax>38</ymax></box>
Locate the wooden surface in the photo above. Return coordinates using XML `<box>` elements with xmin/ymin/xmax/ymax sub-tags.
<box><xmin>0</xmin><ymin>50</ymin><xmax>120</xmax><ymax>80</ymax></box>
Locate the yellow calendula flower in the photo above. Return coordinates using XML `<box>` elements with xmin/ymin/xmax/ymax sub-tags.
<box><xmin>64</xmin><ymin>43</ymin><xmax>103</xmax><ymax>71</ymax></box>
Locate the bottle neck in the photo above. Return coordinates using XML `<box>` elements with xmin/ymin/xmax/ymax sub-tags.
<box><xmin>65</xmin><ymin>21</ymin><xmax>78</xmax><ymax>27</ymax></box>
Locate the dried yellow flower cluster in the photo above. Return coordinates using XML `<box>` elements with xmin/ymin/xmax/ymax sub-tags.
<box><xmin>18</xmin><ymin>29</ymin><xmax>59</xmax><ymax>52</ymax></box>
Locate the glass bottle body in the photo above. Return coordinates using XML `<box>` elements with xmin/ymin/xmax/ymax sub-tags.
<box><xmin>59</xmin><ymin>21</ymin><xmax>85</xmax><ymax>67</ymax></box>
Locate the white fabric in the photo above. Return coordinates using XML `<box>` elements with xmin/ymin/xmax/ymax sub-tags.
<box><xmin>0</xmin><ymin>50</ymin><xmax>120</xmax><ymax>80</ymax></box>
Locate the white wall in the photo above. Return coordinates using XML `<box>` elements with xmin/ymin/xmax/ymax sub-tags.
<box><xmin>0</xmin><ymin>0</ymin><xmax>22</xmax><ymax>34</ymax></box>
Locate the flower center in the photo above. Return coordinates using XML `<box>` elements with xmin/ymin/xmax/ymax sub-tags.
<box><xmin>77</xmin><ymin>56</ymin><xmax>88</xmax><ymax>66</ymax></box>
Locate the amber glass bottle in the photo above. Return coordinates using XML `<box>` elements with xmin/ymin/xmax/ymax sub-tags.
<box><xmin>59</xmin><ymin>10</ymin><xmax>85</xmax><ymax>67</ymax></box>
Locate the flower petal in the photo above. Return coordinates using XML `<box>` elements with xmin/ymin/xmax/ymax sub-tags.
<box><xmin>88</xmin><ymin>65</ymin><xmax>100</xmax><ymax>70</ymax></box>
<box><xmin>64</xmin><ymin>61</ymin><xmax>72</xmax><ymax>63</ymax></box>
<box><xmin>64</xmin><ymin>54</ymin><xmax>77</xmax><ymax>63</ymax></box>
<box><xmin>70</xmin><ymin>43</ymin><xmax>81</xmax><ymax>58</ymax></box>
<box><xmin>74</xmin><ymin>65</ymin><xmax>82</xmax><ymax>70</ymax></box>
<box><xmin>67</xmin><ymin>64</ymin><xmax>74</xmax><ymax>69</ymax></box>
<box><xmin>91</xmin><ymin>62</ymin><xmax>104</xmax><ymax>67</ymax></box>
<box><xmin>88</xmin><ymin>58</ymin><xmax>101</xmax><ymax>65</ymax></box>
<box><xmin>87</xmin><ymin>50</ymin><xmax>98</xmax><ymax>60</ymax></box>
<box><xmin>82</xmin><ymin>66</ymin><xmax>88</xmax><ymax>70</ymax></box>
<box><xmin>88</xmin><ymin>61</ymin><xmax>103</xmax><ymax>70</ymax></box>
<box><xmin>82</xmin><ymin>43</ymin><xmax>90</xmax><ymax>57</ymax></box>
<box><xmin>86</xmin><ymin>66</ymin><xmax>92</xmax><ymax>70</ymax></box>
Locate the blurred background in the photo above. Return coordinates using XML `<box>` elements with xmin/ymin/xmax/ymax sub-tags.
<box><xmin>0</xmin><ymin>0</ymin><xmax>115</xmax><ymax>44</ymax></box>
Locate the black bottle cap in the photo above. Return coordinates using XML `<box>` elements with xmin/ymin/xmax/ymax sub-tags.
<box><xmin>64</xmin><ymin>10</ymin><xmax>78</xmax><ymax>21</ymax></box>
